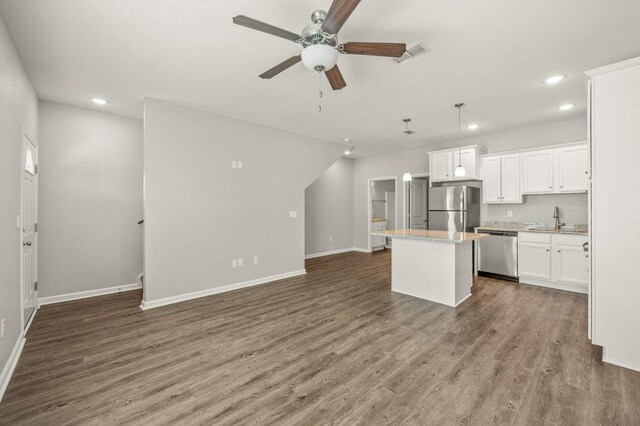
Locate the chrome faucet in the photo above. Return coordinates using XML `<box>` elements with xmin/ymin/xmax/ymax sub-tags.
<box><xmin>553</xmin><ymin>207</ymin><xmax>565</xmax><ymax>231</ymax></box>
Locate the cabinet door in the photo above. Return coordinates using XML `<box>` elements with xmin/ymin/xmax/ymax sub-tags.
<box><xmin>555</xmin><ymin>245</ymin><xmax>589</xmax><ymax>285</ymax></box>
<box><xmin>430</xmin><ymin>152</ymin><xmax>453</xmax><ymax>181</ymax></box>
<box><xmin>519</xmin><ymin>243</ymin><xmax>552</xmax><ymax>280</ymax></box>
<box><xmin>481</xmin><ymin>157</ymin><xmax>502</xmax><ymax>203</ymax></box>
<box><xmin>558</xmin><ymin>145</ymin><xmax>589</xmax><ymax>192</ymax></box>
<box><xmin>523</xmin><ymin>150</ymin><xmax>554</xmax><ymax>193</ymax></box>
<box><xmin>453</xmin><ymin>148</ymin><xmax>476</xmax><ymax>179</ymax></box>
<box><xmin>500</xmin><ymin>154</ymin><xmax>522</xmax><ymax>203</ymax></box>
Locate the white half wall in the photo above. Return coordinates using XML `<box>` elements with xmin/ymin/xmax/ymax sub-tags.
<box><xmin>0</xmin><ymin>13</ymin><xmax>38</xmax><ymax>398</ymax></box>
<box><xmin>143</xmin><ymin>99</ymin><xmax>344</xmax><ymax>305</ymax></box>
<box><xmin>305</xmin><ymin>157</ymin><xmax>354</xmax><ymax>256</ymax></box>
<box><xmin>38</xmin><ymin>101</ymin><xmax>143</xmax><ymax>298</ymax></box>
<box><xmin>352</xmin><ymin>117</ymin><xmax>587</xmax><ymax>249</ymax></box>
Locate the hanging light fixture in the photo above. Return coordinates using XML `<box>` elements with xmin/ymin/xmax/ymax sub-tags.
<box><xmin>454</xmin><ymin>103</ymin><xmax>467</xmax><ymax>177</ymax></box>
<box><xmin>402</xmin><ymin>118</ymin><xmax>413</xmax><ymax>182</ymax></box>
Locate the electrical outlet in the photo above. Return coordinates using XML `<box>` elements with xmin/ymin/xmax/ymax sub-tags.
<box><xmin>232</xmin><ymin>259</ymin><xmax>237</xmax><ymax>268</ymax></box>
<box><xmin>253</xmin><ymin>256</ymin><xmax>259</xmax><ymax>264</ymax></box>
<box><xmin>507</xmin><ymin>210</ymin><xmax>513</xmax><ymax>217</ymax></box>
<box><xmin>1</xmin><ymin>318</ymin><xmax>5</xmax><ymax>339</ymax></box>
<box><xmin>237</xmin><ymin>161</ymin><xmax>243</xmax><ymax>169</ymax></box>
<box><xmin>289</xmin><ymin>211</ymin><xmax>297</xmax><ymax>218</ymax></box>
<box><xmin>329</xmin><ymin>236</ymin><xmax>333</xmax><ymax>242</ymax></box>
<box><xmin>231</xmin><ymin>160</ymin><xmax>237</xmax><ymax>169</ymax></box>
<box><xmin>238</xmin><ymin>258</ymin><xmax>244</xmax><ymax>267</ymax></box>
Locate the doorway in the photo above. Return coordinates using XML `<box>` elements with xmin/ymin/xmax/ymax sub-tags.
<box><xmin>367</xmin><ymin>177</ymin><xmax>397</xmax><ymax>252</ymax></box>
<box><xmin>406</xmin><ymin>175</ymin><xmax>429</xmax><ymax>230</ymax></box>
<box><xmin>21</xmin><ymin>129</ymin><xmax>38</xmax><ymax>329</ymax></box>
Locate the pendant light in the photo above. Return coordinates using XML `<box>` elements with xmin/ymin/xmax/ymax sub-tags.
<box><xmin>402</xmin><ymin>118</ymin><xmax>413</xmax><ymax>182</ymax></box>
<box><xmin>454</xmin><ymin>103</ymin><xmax>467</xmax><ymax>177</ymax></box>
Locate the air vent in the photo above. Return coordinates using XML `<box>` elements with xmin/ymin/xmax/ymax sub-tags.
<box><xmin>392</xmin><ymin>42</ymin><xmax>430</xmax><ymax>64</ymax></box>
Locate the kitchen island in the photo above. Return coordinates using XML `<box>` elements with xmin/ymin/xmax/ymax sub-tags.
<box><xmin>372</xmin><ymin>229</ymin><xmax>485</xmax><ymax>307</ymax></box>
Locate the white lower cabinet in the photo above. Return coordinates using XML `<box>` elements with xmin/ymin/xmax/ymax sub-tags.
<box><xmin>518</xmin><ymin>232</ymin><xmax>588</xmax><ymax>293</ymax></box>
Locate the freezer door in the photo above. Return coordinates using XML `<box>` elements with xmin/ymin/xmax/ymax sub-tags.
<box><xmin>429</xmin><ymin>186</ymin><xmax>467</xmax><ymax>211</ymax></box>
<box><xmin>428</xmin><ymin>211</ymin><xmax>466</xmax><ymax>232</ymax></box>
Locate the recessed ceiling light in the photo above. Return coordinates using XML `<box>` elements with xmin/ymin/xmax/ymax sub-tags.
<box><xmin>91</xmin><ymin>97</ymin><xmax>108</xmax><ymax>105</ymax></box>
<box><xmin>559</xmin><ymin>103</ymin><xmax>575</xmax><ymax>111</ymax></box>
<box><xmin>544</xmin><ymin>75</ymin><xmax>566</xmax><ymax>85</ymax></box>
<box><xmin>467</xmin><ymin>123</ymin><xmax>479</xmax><ymax>130</ymax></box>
<box><xmin>344</xmin><ymin>150</ymin><xmax>351</xmax><ymax>155</ymax></box>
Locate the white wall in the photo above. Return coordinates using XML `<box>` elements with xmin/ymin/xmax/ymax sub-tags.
<box><xmin>0</xmin><ymin>14</ymin><xmax>38</xmax><ymax>395</ymax></box>
<box><xmin>305</xmin><ymin>158</ymin><xmax>354</xmax><ymax>256</ymax></box>
<box><xmin>143</xmin><ymin>99</ymin><xmax>344</xmax><ymax>306</ymax></box>
<box><xmin>38</xmin><ymin>101</ymin><xmax>143</xmax><ymax>298</ymax></box>
<box><xmin>352</xmin><ymin>117</ymin><xmax>587</xmax><ymax>249</ymax></box>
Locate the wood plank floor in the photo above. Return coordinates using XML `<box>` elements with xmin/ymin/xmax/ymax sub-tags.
<box><xmin>1</xmin><ymin>250</ymin><xmax>639</xmax><ymax>425</ymax></box>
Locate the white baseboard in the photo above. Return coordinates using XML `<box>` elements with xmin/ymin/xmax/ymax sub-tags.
<box><xmin>519</xmin><ymin>277</ymin><xmax>588</xmax><ymax>294</ymax></box>
<box><xmin>305</xmin><ymin>247</ymin><xmax>355</xmax><ymax>259</ymax></box>
<box><xmin>352</xmin><ymin>247</ymin><xmax>372</xmax><ymax>253</ymax></box>
<box><xmin>38</xmin><ymin>283</ymin><xmax>141</xmax><ymax>306</ymax></box>
<box><xmin>0</xmin><ymin>334</ymin><xmax>26</xmax><ymax>403</ymax></box>
<box><xmin>140</xmin><ymin>269</ymin><xmax>307</xmax><ymax>310</ymax></box>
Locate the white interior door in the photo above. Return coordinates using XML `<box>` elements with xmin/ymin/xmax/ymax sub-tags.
<box><xmin>409</xmin><ymin>179</ymin><xmax>428</xmax><ymax>229</ymax></box>
<box><xmin>22</xmin><ymin>132</ymin><xmax>38</xmax><ymax>327</ymax></box>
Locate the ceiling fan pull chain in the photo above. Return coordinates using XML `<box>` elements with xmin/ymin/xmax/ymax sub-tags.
<box><xmin>318</xmin><ymin>71</ymin><xmax>323</xmax><ymax>113</ymax></box>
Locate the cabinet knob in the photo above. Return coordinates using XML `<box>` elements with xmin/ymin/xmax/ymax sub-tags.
<box><xmin>560</xmin><ymin>186</ymin><xmax>564</xmax><ymax>188</ymax></box>
<box><xmin>557</xmin><ymin>250</ymin><xmax>561</xmax><ymax>253</ymax></box>
<box><xmin>549</xmin><ymin>186</ymin><xmax>553</xmax><ymax>189</ymax></box>
<box><xmin>546</xmin><ymin>249</ymin><xmax>550</xmax><ymax>252</ymax></box>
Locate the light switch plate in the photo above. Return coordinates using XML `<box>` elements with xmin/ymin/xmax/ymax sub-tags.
<box><xmin>238</xmin><ymin>258</ymin><xmax>244</xmax><ymax>267</ymax></box>
<box><xmin>237</xmin><ymin>161</ymin><xmax>243</xmax><ymax>169</ymax></box>
<box><xmin>507</xmin><ymin>210</ymin><xmax>513</xmax><ymax>217</ymax></box>
<box><xmin>232</xmin><ymin>259</ymin><xmax>237</xmax><ymax>268</ymax></box>
<box><xmin>253</xmin><ymin>256</ymin><xmax>259</xmax><ymax>264</ymax></box>
<box><xmin>231</xmin><ymin>160</ymin><xmax>237</xmax><ymax>169</ymax></box>
<box><xmin>289</xmin><ymin>211</ymin><xmax>297</xmax><ymax>218</ymax></box>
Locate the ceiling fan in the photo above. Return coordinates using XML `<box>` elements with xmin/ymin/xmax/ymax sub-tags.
<box><xmin>232</xmin><ymin>0</ymin><xmax>407</xmax><ymax>90</ymax></box>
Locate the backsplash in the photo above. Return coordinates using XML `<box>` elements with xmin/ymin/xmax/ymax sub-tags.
<box><xmin>481</xmin><ymin>193</ymin><xmax>588</xmax><ymax>225</ymax></box>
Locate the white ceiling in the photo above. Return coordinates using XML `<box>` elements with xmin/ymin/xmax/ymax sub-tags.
<box><xmin>2</xmin><ymin>0</ymin><xmax>640</xmax><ymax>157</ymax></box>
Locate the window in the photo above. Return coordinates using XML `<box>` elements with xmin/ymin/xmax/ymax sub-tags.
<box><xmin>25</xmin><ymin>148</ymin><xmax>35</xmax><ymax>174</ymax></box>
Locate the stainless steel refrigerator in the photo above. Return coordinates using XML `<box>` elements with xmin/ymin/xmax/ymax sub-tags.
<box><xmin>428</xmin><ymin>186</ymin><xmax>480</xmax><ymax>232</ymax></box>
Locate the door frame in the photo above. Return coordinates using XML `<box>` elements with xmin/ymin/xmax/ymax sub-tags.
<box><xmin>367</xmin><ymin>176</ymin><xmax>398</xmax><ymax>253</ymax></box>
<box><xmin>20</xmin><ymin>127</ymin><xmax>38</xmax><ymax>332</ymax></box>
<box><xmin>404</xmin><ymin>173</ymin><xmax>430</xmax><ymax>229</ymax></box>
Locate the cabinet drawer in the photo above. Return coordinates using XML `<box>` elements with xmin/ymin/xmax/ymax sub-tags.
<box><xmin>556</xmin><ymin>234</ymin><xmax>587</xmax><ymax>247</ymax></box>
<box><xmin>519</xmin><ymin>232</ymin><xmax>552</xmax><ymax>244</ymax></box>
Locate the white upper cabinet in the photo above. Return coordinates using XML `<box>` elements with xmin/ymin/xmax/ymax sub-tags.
<box><xmin>522</xmin><ymin>150</ymin><xmax>554</xmax><ymax>193</ymax></box>
<box><xmin>429</xmin><ymin>151</ymin><xmax>453</xmax><ymax>181</ymax></box>
<box><xmin>481</xmin><ymin>157</ymin><xmax>501</xmax><ymax>203</ymax></box>
<box><xmin>520</xmin><ymin>144</ymin><xmax>588</xmax><ymax>194</ymax></box>
<box><xmin>452</xmin><ymin>148</ymin><xmax>477</xmax><ymax>180</ymax></box>
<box><xmin>557</xmin><ymin>145</ymin><xmax>589</xmax><ymax>192</ymax></box>
<box><xmin>480</xmin><ymin>154</ymin><xmax>522</xmax><ymax>204</ymax></box>
<box><xmin>428</xmin><ymin>145</ymin><xmax>484</xmax><ymax>182</ymax></box>
<box><xmin>500</xmin><ymin>154</ymin><xmax>522</xmax><ymax>203</ymax></box>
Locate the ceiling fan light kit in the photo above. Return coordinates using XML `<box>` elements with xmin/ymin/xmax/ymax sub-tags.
<box><xmin>233</xmin><ymin>0</ymin><xmax>407</xmax><ymax>92</ymax></box>
<box><xmin>301</xmin><ymin>44</ymin><xmax>338</xmax><ymax>71</ymax></box>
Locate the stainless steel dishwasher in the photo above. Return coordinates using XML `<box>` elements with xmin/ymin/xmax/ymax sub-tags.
<box><xmin>477</xmin><ymin>230</ymin><xmax>519</xmax><ymax>281</ymax></box>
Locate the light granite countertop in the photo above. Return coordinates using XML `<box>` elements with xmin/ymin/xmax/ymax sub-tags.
<box><xmin>475</xmin><ymin>221</ymin><xmax>588</xmax><ymax>236</ymax></box>
<box><xmin>372</xmin><ymin>229</ymin><xmax>486</xmax><ymax>244</ymax></box>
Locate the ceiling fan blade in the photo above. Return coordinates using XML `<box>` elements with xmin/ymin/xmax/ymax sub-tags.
<box><xmin>340</xmin><ymin>42</ymin><xmax>407</xmax><ymax>57</ymax></box>
<box><xmin>325</xmin><ymin>66</ymin><xmax>347</xmax><ymax>90</ymax></box>
<box><xmin>259</xmin><ymin>55</ymin><xmax>302</xmax><ymax>79</ymax></box>
<box><xmin>322</xmin><ymin>0</ymin><xmax>362</xmax><ymax>35</ymax></box>
<box><xmin>232</xmin><ymin>15</ymin><xmax>300</xmax><ymax>42</ymax></box>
